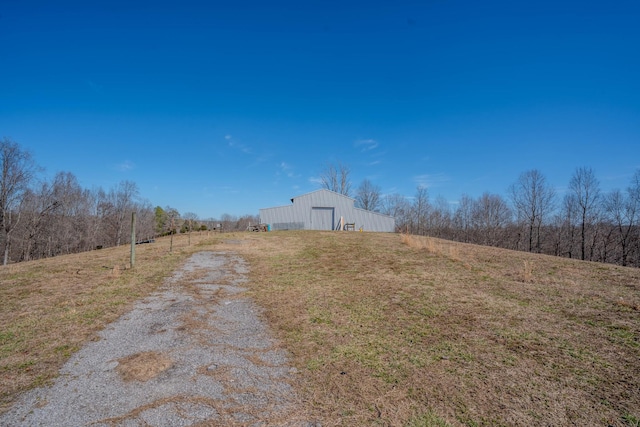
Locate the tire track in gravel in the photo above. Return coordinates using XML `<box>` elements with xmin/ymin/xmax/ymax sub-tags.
<box><xmin>0</xmin><ymin>252</ymin><xmax>317</xmax><ymax>427</ymax></box>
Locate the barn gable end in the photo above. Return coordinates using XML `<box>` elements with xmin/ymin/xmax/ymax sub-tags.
<box><xmin>259</xmin><ymin>189</ymin><xmax>395</xmax><ymax>232</ymax></box>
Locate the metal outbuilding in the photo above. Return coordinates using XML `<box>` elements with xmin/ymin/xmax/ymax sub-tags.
<box><xmin>259</xmin><ymin>189</ymin><xmax>395</xmax><ymax>232</ymax></box>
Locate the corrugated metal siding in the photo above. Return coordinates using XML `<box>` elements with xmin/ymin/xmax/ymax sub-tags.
<box><xmin>259</xmin><ymin>205</ymin><xmax>304</xmax><ymax>230</ymax></box>
<box><xmin>259</xmin><ymin>189</ymin><xmax>395</xmax><ymax>232</ymax></box>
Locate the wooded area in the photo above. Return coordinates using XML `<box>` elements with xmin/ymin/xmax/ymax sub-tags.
<box><xmin>382</xmin><ymin>167</ymin><xmax>640</xmax><ymax>268</ymax></box>
<box><xmin>0</xmin><ymin>138</ymin><xmax>258</xmax><ymax>265</ymax></box>
<box><xmin>318</xmin><ymin>160</ymin><xmax>640</xmax><ymax>267</ymax></box>
<box><xmin>3</xmin><ymin>138</ymin><xmax>639</xmax><ymax>268</ymax></box>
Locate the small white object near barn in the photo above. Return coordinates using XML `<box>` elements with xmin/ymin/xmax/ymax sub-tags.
<box><xmin>259</xmin><ymin>189</ymin><xmax>395</xmax><ymax>232</ymax></box>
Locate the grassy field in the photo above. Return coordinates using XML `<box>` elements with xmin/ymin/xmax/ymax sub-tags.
<box><xmin>0</xmin><ymin>232</ymin><xmax>220</xmax><ymax>414</ymax></box>
<box><xmin>1</xmin><ymin>231</ymin><xmax>639</xmax><ymax>426</ymax></box>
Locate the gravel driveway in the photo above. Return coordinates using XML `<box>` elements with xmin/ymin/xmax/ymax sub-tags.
<box><xmin>1</xmin><ymin>251</ymin><xmax>314</xmax><ymax>427</ymax></box>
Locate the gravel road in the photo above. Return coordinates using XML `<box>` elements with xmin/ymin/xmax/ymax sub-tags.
<box><xmin>1</xmin><ymin>251</ymin><xmax>314</xmax><ymax>427</ymax></box>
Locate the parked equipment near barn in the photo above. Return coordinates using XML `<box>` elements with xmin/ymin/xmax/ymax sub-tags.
<box><xmin>246</xmin><ymin>224</ymin><xmax>270</xmax><ymax>232</ymax></box>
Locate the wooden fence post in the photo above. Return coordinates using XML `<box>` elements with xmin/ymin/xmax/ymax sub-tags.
<box><xmin>130</xmin><ymin>212</ymin><xmax>136</xmax><ymax>268</ymax></box>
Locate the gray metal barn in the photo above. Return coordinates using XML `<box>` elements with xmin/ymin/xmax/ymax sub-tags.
<box><xmin>259</xmin><ymin>189</ymin><xmax>395</xmax><ymax>232</ymax></box>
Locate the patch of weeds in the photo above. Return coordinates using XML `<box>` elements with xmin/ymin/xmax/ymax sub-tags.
<box><xmin>308</xmin><ymin>307</ymin><xmax>333</xmax><ymax>325</ymax></box>
<box><xmin>0</xmin><ymin>331</ymin><xmax>16</xmax><ymax>345</ymax></box>
<box><xmin>81</xmin><ymin>309</ymin><xmax>102</xmax><ymax>322</ymax></box>
<box><xmin>0</xmin><ymin>331</ymin><xmax>20</xmax><ymax>356</ymax></box>
<box><xmin>344</xmin><ymin>300</ymin><xmax>386</xmax><ymax>328</ymax></box>
<box><xmin>416</xmin><ymin>305</ymin><xmax>439</xmax><ymax>318</ymax></box>
<box><xmin>408</xmin><ymin>353</ymin><xmax>430</xmax><ymax>368</ymax></box>
<box><xmin>310</xmin><ymin>330</ymin><xmax>327</xmax><ymax>346</ymax></box>
<box><xmin>374</xmin><ymin>360</ymin><xmax>408</xmax><ymax>384</ymax></box>
<box><xmin>406</xmin><ymin>410</ymin><xmax>451</xmax><ymax>427</ymax></box>
<box><xmin>430</xmin><ymin>341</ymin><xmax>474</xmax><ymax>363</ymax></box>
<box><xmin>607</xmin><ymin>325</ymin><xmax>639</xmax><ymax>348</ymax></box>
<box><xmin>299</xmin><ymin>246</ymin><xmax>320</xmax><ymax>259</ymax></box>
<box><xmin>54</xmin><ymin>344</ymin><xmax>78</xmax><ymax>358</ymax></box>
<box><xmin>306</xmin><ymin>357</ymin><xmax>324</xmax><ymax>371</ymax></box>
<box><xmin>501</xmin><ymin>354</ymin><xmax>518</xmax><ymax>366</ymax></box>
<box><xmin>17</xmin><ymin>360</ymin><xmax>35</xmax><ymax>371</ymax></box>
<box><xmin>623</xmin><ymin>413</ymin><xmax>640</xmax><ymax>427</ymax></box>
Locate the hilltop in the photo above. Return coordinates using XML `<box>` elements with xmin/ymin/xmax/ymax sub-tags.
<box><xmin>1</xmin><ymin>231</ymin><xmax>639</xmax><ymax>426</ymax></box>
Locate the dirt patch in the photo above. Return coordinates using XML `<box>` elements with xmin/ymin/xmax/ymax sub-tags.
<box><xmin>116</xmin><ymin>351</ymin><xmax>173</xmax><ymax>382</ymax></box>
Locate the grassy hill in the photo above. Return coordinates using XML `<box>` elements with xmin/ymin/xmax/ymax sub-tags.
<box><xmin>1</xmin><ymin>231</ymin><xmax>639</xmax><ymax>426</ymax></box>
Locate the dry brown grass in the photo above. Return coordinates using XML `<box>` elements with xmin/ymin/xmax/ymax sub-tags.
<box><xmin>232</xmin><ymin>231</ymin><xmax>640</xmax><ymax>427</ymax></box>
<box><xmin>116</xmin><ymin>351</ymin><xmax>173</xmax><ymax>382</ymax></box>
<box><xmin>2</xmin><ymin>230</ymin><xmax>639</xmax><ymax>426</ymax></box>
<box><xmin>0</xmin><ymin>232</ymin><xmax>220</xmax><ymax>413</ymax></box>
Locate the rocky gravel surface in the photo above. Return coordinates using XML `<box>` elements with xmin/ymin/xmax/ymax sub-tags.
<box><xmin>1</xmin><ymin>251</ymin><xmax>314</xmax><ymax>427</ymax></box>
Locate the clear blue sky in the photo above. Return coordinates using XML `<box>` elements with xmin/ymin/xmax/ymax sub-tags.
<box><xmin>2</xmin><ymin>0</ymin><xmax>639</xmax><ymax>219</ymax></box>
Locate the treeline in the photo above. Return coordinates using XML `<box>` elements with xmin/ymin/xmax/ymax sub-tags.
<box><xmin>0</xmin><ymin>138</ymin><xmax>257</xmax><ymax>265</ymax></box>
<box><xmin>380</xmin><ymin>168</ymin><xmax>640</xmax><ymax>268</ymax></box>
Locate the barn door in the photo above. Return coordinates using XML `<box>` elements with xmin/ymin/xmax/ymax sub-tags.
<box><xmin>311</xmin><ymin>207</ymin><xmax>335</xmax><ymax>230</ymax></box>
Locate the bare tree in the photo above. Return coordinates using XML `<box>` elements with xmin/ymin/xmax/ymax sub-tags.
<box><xmin>134</xmin><ymin>201</ymin><xmax>156</xmax><ymax>244</ymax></box>
<box><xmin>629</xmin><ymin>170</ymin><xmax>640</xmax><ymax>266</ymax></box>
<box><xmin>355</xmin><ymin>179</ymin><xmax>381</xmax><ymax>211</ymax></box>
<box><xmin>319</xmin><ymin>161</ymin><xmax>351</xmax><ymax>196</ymax></box>
<box><xmin>50</xmin><ymin>172</ymin><xmax>88</xmax><ymax>254</ymax></box>
<box><xmin>604</xmin><ymin>181</ymin><xmax>639</xmax><ymax>266</ymax></box>
<box><xmin>381</xmin><ymin>193</ymin><xmax>411</xmax><ymax>232</ymax></box>
<box><xmin>509</xmin><ymin>169</ymin><xmax>556</xmax><ymax>253</ymax></box>
<box><xmin>471</xmin><ymin>193</ymin><xmax>512</xmax><ymax>246</ymax></box>
<box><xmin>18</xmin><ymin>181</ymin><xmax>60</xmax><ymax>261</ymax></box>
<box><xmin>568</xmin><ymin>167</ymin><xmax>601</xmax><ymax>261</ymax></box>
<box><xmin>104</xmin><ymin>181</ymin><xmax>140</xmax><ymax>246</ymax></box>
<box><xmin>0</xmin><ymin>138</ymin><xmax>38</xmax><ymax>265</ymax></box>
<box><xmin>429</xmin><ymin>196</ymin><xmax>452</xmax><ymax>238</ymax></box>
<box><xmin>453</xmin><ymin>194</ymin><xmax>474</xmax><ymax>243</ymax></box>
<box><xmin>411</xmin><ymin>186</ymin><xmax>430</xmax><ymax>235</ymax></box>
<box><xmin>559</xmin><ymin>193</ymin><xmax>580</xmax><ymax>258</ymax></box>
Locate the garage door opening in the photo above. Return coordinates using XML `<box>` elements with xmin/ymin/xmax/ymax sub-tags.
<box><xmin>310</xmin><ymin>207</ymin><xmax>335</xmax><ymax>230</ymax></box>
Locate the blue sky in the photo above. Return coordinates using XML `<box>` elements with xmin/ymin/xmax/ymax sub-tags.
<box><xmin>2</xmin><ymin>0</ymin><xmax>639</xmax><ymax>219</ymax></box>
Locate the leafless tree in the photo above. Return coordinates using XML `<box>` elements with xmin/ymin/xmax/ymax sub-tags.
<box><xmin>49</xmin><ymin>172</ymin><xmax>90</xmax><ymax>254</ymax></box>
<box><xmin>471</xmin><ymin>193</ymin><xmax>512</xmax><ymax>246</ymax></box>
<box><xmin>18</xmin><ymin>181</ymin><xmax>60</xmax><ymax>261</ymax></box>
<box><xmin>380</xmin><ymin>193</ymin><xmax>411</xmax><ymax>232</ymax></box>
<box><xmin>509</xmin><ymin>169</ymin><xmax>556</xmax><ymax>253</ymax></box>
<box><xmin>453</xmin><ymin>194</ymin><xmax>474</xmax><ymax>243</ymax></box>
<box><xmin>355</xmin><ymin>179</ymin><xmax>381</xmax><ymax>211</ymax></box>
<box><xmin>319</xmin><ymin>161</ymin><xmax>351</xmax><ymax>196</ymax></box>
<box><xmin>411</xmin><ymin>186</ymin><xmax>430</xmax><ymax>235</ymax></box>
<box><xmin>134</xmin><ymin>201</ymin><xmax>156</xmax><ymax>243</ymax></box>
<box><xmin>559</xmin><ymin>193</ymin><xmax>580</xmax><ymax>259</ymax></box>
<box><xmin>102</xmin><ymin>181</ymin><xmax>140</xmax><ymax>246</ymax></box>
<box><xmin>429</xmin><ymin>196</ymin><xmax>453</xmax><ymax>239</ymax></box>
<box><xmin>568</xmin><ymin>167</ymin><xmax>601</xmax><ymax>261</ymax></box>
<box><xmin>604</xmin><ymin>183</ymin><xmax>638</xmax><ymax>266</ymax></box>
<box><xmin>629</xmin><ymin>170</ymin><xmax>640</xmax><ymax>266</ymax></box>
<box><xmin>0</xmin><ymin>138</ymin><xmax>38</xmax><ymax>265</ymax></box>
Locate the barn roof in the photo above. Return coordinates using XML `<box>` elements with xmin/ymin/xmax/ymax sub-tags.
<box><xmin>290</xmin><ymin>188</ymin><xmax>355</xmax><ymax>203</ymax></box>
